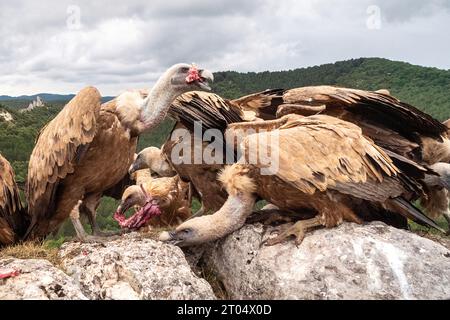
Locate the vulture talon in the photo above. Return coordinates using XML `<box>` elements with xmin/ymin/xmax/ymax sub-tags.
<box><xmin>265</xmin><ymin>217</ymin><xmax>322</xmax><ymax>246</ymax></box>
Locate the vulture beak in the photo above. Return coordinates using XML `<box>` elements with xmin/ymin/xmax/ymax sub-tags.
<box><xmin>159</xmin><ymin>230</ymin><xmax>181</xmax><ymax>245</ymax></box>
<box><xmin>117</xmin><ymin>199</ymin><xmax>132</xmax><ymax>215</ymax></box>
<box><xmin>129</xmin><ymin>156</ymin><xmax>145</xmax><ymax>175</ymax></box>
<box><xmin>197</xmin><ymin>69</ymin><xmax>214</xmax><ymax>91</ymax></box>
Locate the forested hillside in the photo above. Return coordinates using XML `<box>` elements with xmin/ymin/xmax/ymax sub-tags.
<box><xmin>213</xmin><ymin>58</ymin><xmax>450</xmax><ymax>120</ymax></box>
<box><xmin>1</xmin><ymin>57</ymin><xmax>449</xmax><ymax>238</ymax></box>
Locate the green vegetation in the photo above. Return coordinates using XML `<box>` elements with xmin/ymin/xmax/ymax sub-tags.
<box><xmin>1</xmin><ymin>57</ymin><xmax>449</xmax><ymax>240</ymax></box>
<box><xmin>213</xmin><ymin>57</ymin><xmax>450</xmax><ymax>121</ymax></box>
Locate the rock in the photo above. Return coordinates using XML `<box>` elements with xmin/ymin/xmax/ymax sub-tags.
<box><xmin>202</xmin><ymin>222</ymin><xmax>450</xmax><ymax>299</ymax></box>
<box><xmin>0</xmin><ymin>258</ymin><xmax>87</xmax><ymax>300</ymax></box>
<box><xmin>59</xmin><ymin>233</ymin><xmax>216</xmax><ymax>300</ymax></box>
<box><xmin>0</xmin><ymin>110</ymin><xmax>13</xmax><ymax>122</ymax></box>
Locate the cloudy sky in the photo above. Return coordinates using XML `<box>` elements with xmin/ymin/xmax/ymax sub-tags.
<box><xmin>1</xmin><ymin>0</ymin><xmax>449</xmax><ymax>96</ymax></box>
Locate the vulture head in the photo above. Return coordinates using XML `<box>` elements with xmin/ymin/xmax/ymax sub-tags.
<box><xmin>129</xmin><ymin>146</ymin><xmax>175</xmax><ymax>177</ymax></box>
<box><xmin>113</xmin><ymin>185</ymin><xmax>162</xmax><ymax>230</ymax></box>
<box><xmin>159</xmin><ymin>215</ymin><xmax>219</xmax><ymax>246</ymax></box>
<box><xmin>166</xmin><ymin>63</ymin><xmax>214</xmax><ymax>92</ymax></box>
<box><xmin>135</xmin><ymin>63</ymin><xmax>214</xmax><ymax>133</ymax></box>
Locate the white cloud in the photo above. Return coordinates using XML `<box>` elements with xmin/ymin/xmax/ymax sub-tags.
<box><xmin>0</xmin><ymin>0</ymin><xmax>449</xmax><ymax>96</ymax></box>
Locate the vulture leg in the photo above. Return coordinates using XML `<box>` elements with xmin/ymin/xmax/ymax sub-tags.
<box><xmin>82</xmin><ymin>193</ymin><xmax>121</xmax><ymax>237</ymax></box>
<box><xmin>70</xmin><ymin>200</ymin><xmax>90</xmax><ymax>241</ymax></box>
<box><xmin>265</xmin><ymin>216</ymin><xmax>323</xmax><ymax>246</ymax></box>
<box><xmin>70</xmin><ymin>200</ymin><xmax>115</xmax><ymax>243</ymax></box>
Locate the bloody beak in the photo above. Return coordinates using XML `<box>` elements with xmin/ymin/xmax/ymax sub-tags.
<box><xmin>186</xmin><ymin>67</ymin><xmax>214</xmax><ymax>91</ymax></box>
<box><xmin>117</xmin><ymin>199</ymin><xmax>132</xmax><ymax>215</ymax></box>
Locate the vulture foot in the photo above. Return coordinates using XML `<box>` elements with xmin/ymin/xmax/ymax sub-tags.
<box><xmin>264</xmin><ymin>216</ymin><xmax>322</xmax><ymax>246</ymax></box>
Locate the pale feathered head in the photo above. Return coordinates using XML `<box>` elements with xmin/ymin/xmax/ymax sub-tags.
<box><xmin>165</xmin><ymin>63</ymin><xmax>214</xmax><ymax>92</ymax></box>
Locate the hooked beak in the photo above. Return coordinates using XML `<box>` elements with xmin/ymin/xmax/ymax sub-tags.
<box><xmin>129</xmin><ymin>157</ymin><xmax>145</xmax><ymax>175</ymax></box>
<box><xmin>117</xmin><ymin>199</ymin><xmax>132</xmax><ymax>215</ymax></box>
<box><xmin>197</xmin><ymin>69</ymin><xmax>214</xmax><ymax>91</ymax></box>
<box><xmin>159</xmin><ymin>230</ymin><xmax>182</xmax><ymax>246</ymax></box>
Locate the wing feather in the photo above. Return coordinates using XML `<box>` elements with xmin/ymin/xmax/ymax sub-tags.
<box><xmin>234</xmin><ymin>114</ymin><xmax>401</xmax><ymax>202</ymax></box>
<box><xmin>26</xmin><ymin>87</ymin><xmax>101</xmax><ymax>231</ymax></box>
<box><xmin>169</xmin><ymin>91</ymin><xmax>243</xmax><ymax>133</ymax></box>
<box><xmin>282</xmin><ymin>86</ymin><xmax>447</xmax><ymax>139</ymax></box>
<box><xmin>0</xmin><ymin>154</ymin><xmax>26</xmax><ymax>244</ymax></box>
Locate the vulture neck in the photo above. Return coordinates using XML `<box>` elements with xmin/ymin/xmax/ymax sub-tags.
<box><xmin>140</xmin><ymin>73</ymin><xmax>182</xmax><ymax>132</ymax></box>
<box><xmin>204</xmin><ymin>192</ymin><xmax>256</xmax><ymax>241</ymax></box>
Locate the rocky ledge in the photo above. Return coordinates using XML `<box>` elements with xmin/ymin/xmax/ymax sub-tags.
<box><xmin>200</xmin><ymin>222</ymin><xmax>450</xmax><ymax>299</ymax></box>
<box><xmin>1</xmin><ymin>222</ymin><xmax>449</xmax><ymax>300</ymax></box>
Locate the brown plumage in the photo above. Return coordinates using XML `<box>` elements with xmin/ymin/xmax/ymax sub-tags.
<box><xmin>160</xmin><ymin>114</ymin><xmax>443</xmax><ymax>246</ymax></box>
<box><xmin>25</xmin><ymin>87</ymin><xmax>137</xmax><ymax>240</ymax></box>
<box><xmin>234</xmin><ymin>86</ymin><xmax>450</xmax><ymax>222</ymax></box>
<box><xmin>0</xmin><ymin>154</ymin><xmax>27</xmax><ymax>245</ymax></box>
<box><xmin>25</xmin><ymin>64</ymin><xmax>214</xmax><ymax>241</ymax></box>
<box><xmin>161</xmin><ymin>91</ymin><xmax>244</xmax><ymax>215</ymax></box>
<box><xmin>118</xmin><ymin>174</ymin><xmax>191</xmax><ymax>229</ymax></box>
<box><xmin>238</xmin><ymin>86</ymin><xmax>450</xmax><ymax>163</ymax></box>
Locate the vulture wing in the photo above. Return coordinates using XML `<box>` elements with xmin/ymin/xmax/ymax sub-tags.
<box><xmin>26</xmin><ymin>87</ymin><xmax>101</xmax><ymax>236</ymax></box>
<box><xmin>0</xmin><ymin>154</ymin><xmax>26</xmax><ymax>245</ymax></box>
<box><xmin>282</xmin><ymin>86</ymin><xmax>447</xmax><ymax>139</ymax></box>
<box><xmin>169</xmin><ymin>91</ymin><xmax>243</xmax><ymax>134</ymax></box>
<box><xmin>232</xmin><ymin>89</ymin><xmax>285</xmax><ymax>121</ymax></box>
<box><xmin>239</xmin><ymin>86</ymin><xmax>447</xmax><ymax>155</ymax></box>
<box><xmin>234</xmin><ymin>114</ymin><xmax>400</xmax><ymax>199</ymax></box>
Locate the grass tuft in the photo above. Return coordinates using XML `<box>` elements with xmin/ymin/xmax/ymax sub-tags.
<box><xmin>0</xmin><ymin>240</ymin><xmax>61</xmax><ymax>267</ymax></box>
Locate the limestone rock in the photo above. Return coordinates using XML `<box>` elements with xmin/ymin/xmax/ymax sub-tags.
<box><xmin>59</xmin><ymin>233</ymin><xmax>215</xmax><ymax>300</ymax></box>
<box><xmin>0</xmin><ymin>258</ymin><xmax>87</xmax><ymax>300</ymax></box>
<box><xmin>203</xmin><ymin>222</ymin><xmax>450</xmax><ymax>299</ymax></box>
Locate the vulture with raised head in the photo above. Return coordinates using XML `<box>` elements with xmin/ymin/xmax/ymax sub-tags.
<box><xmin>0</xmin><ymin>154</ymin><xmax>27</xmax><ymax>245</ymax></box>
<box><xmin>25</xmin><ymin>63</ymin><xmax>213</xmax><ymax>242</ymax></box>
<box><xmin>160</xmin><ymin>114</ymin><xmax>443</xmax><ymax>246</ymax></box>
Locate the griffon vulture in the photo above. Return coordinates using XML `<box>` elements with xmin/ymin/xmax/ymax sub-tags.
<box><xmin>160</xmin><ymin>114</ymin><xmax>443</xmax><ymax>246</ymax></box>
<box><xmin>0</xmin><ymin>154</ymin><xmax>27</xmax><ymax>245</ymax></box>
<box><xmin>234</xmin><ymin>86</ymin><xmax>450</xmax><ymax>223</ymax></box>
<box><xmin>129</xmin><ymin>147</ymin><xmax>175</xmax><ymax>178</ymax></box>
<box><xmin>25</xmin><ymin>63</ymin><xmax>213</xmax><ymax>242</ymax></box>
<box><xmin>114</xmin><ymin>174</ymin><xmax>191</xmax><ymax>229</ymax></box>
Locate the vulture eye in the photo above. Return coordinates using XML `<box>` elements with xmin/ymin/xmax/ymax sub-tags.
<box><xmin>179</xmin><ymin>67</ymin><xmax>190</xmax><ymax>73</ymax></box>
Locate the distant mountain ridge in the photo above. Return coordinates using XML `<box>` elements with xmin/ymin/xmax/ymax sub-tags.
<box><xmin>0</xmin><ymin>93</ymin><xmax>75</xmax><ymax>101</ymax></box>
<box><xmin>2</xmin><ymin>57</ymin><xmax>449</xmax><ymax>119</ymax></box>
<box><xmin>0</xmin><ymin>93</ymin><xmax>115</xmax><ymax>103</ymax></box>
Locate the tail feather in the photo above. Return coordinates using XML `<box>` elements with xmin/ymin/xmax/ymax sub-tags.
<box><xmin>389</xmin><ymin>197</ymin><xmax>445</xmax><ymax>233</ymax></box>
